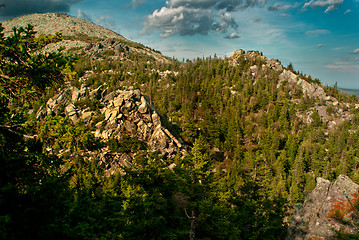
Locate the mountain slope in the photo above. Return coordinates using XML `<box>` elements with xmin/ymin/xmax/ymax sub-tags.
<box><xmin>1</xmin><ymin>12</ymin><xmax>124</xmax><ymax>39</ymax></box>
<box><xmin>1</xmin><ymin>12</ymin><xmax>169</xmax><ymax>62</ymax></box>
<box><xmin>2</xmin><ymin>12</ymin><xmax>359</xmax><ymax>240</ymax></box>
<box><xmin>230</xmin><ymin>50</ymin><xmax>358</xmax><ymax>128</ymax></box>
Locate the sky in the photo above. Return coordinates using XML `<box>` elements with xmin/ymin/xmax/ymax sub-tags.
<box><xmin>0</xmin><ymin>0</ymin><xmax>359</xmax><ymax>89</ymax></box>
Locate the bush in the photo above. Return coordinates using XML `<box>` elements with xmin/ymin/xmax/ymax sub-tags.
<box><xmin>108</xmin><ymin>134</ymin><xmax>146</xmax><ymax>153</ymax></box>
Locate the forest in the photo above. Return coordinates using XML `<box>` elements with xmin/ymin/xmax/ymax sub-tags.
<box><xmin>1</xmin><ymin>23</ymin><xmax>359</xmax><ymax>240</ymax></box>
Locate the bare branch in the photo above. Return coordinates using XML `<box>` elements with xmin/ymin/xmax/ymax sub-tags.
<box><xmin>184</xmin><ymin>207</ymin><xmax>192</xmax><ymax>219</ymax></box>
<box><xmin>0</xmin><ymin>74</ymin><xmax>11</xmax><ymax>80</ymax></box>
<box><xmin>0</xmin><ymin>125</ymin><xmax>38</xmax><ymax>139</ymax></box>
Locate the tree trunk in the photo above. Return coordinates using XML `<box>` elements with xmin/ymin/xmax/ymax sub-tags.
<box><xmin>190</xmin><ymin>209</ymin><xmax>196</xmax><ymax>240</ymax></box>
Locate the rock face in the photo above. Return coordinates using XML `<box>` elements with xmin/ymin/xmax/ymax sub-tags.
<box><xmin>287</xmin><ymin>175</ymin><xmax>359</xmax><ymax>240</ymax></box>
<box><xmin>278</xmin><ymin>70</ymin><xmax>326</xmax><ymax>100</ymax></box>
<box><xmin>37</xmin><ymin>85</ymin><xmax>184</xmax><ymax>173</ymax></box>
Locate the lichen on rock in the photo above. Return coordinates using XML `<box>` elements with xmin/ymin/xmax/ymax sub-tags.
<box><xmin>287</xmin><ymin>175</ymin><xmax>359</xmax><ymax>240</ymax></box>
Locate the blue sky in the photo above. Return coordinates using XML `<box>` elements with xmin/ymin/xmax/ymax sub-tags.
<box><xmin>1</xmin><ymin>0</ymin><xmax>359</xmax><ymax>88</ymax></box>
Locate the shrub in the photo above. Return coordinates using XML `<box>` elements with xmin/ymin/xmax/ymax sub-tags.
<box><xmin>328</xmin><ymin>193</ymin><xmax>359</xmax><ymax>221</ymax></box>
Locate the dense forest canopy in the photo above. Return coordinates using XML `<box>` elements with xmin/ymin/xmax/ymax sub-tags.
<box><xmin>1</xmin><ymin>21</ymin><xmax>359</xmax><ymax>240</ymax></box>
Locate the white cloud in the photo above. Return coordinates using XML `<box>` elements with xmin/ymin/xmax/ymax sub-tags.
<box><xmin>166</xmin><ymin>0</ymin><xmax>267</xmax><ymax>11</ymax></box>
<box><xmin>212</xmin><ymin>12</ymin><xmax>238</xmax><ymax>32</ymax></box>
<box><xmin>268</xmin><ymin>2</ymin><xmax>298</xmax><ymax>11</ymax></box>
<box><xmin>326</xmin><ymin>62</ymin><xmax>359</xmax><ymax>70</ymax></box>
<box><xmin>142</xmin><ymin>0</ymin><xmax>267</xmax><ymax>37</ymax></box>
<box><xmin>131</xmin><ymin>0</ymin><xmax>146</xmax><ymax>8</ymax></box>
<box><xmin>95</xmin><ymin>15</ymin><xmax>116</xmax><ymax>30</ymax></box>
<box><xmin>77</xmin><ymin>8</ymin><xmax>92</xmax><ymax>22</ymax></box>
<box><xmin>253</xmin><ymin>17</ymin><xmax>262</xmax><ymax>22</ymax></box>
<box><xmin>351</xmin><ymin>48</ymin><xmax>359</xmax><ymax>54</ymax></box>
<box><xmin>167</xmin><ymin>0</ymin><xmax>218</xmax><ymax>9</ymax></box>
<box><xmin>317</xmin><ymin>43</ymin><xmax>323</xmax><ymax>47</ymax></box>
<box><xmin>142</xmin><ymin>7</ymin><xmax>214</xmax><ymax>37</ymax></box>
<box><xmin>303</xmin><ymin>0</ymin><xmax>343</xmax><ymax>13</ymax></box>
<box><xmin>225</xmin><ymin>32</ymin><xmax>241</xmax><ymax>39</ymax></box>
<box><xmin>305</xmin><ymin>29</ymin><xmax>330</xmax><ymax>35</ymax></box>
<box><xmin>344</xmin><ymin>9</ymin><xmax>351</xmax><ymax>14</ymax></box>
<box><xmin>142</xmin><ymin>6</ymin><xmax>240</xmax><ymax>37</ymax></box>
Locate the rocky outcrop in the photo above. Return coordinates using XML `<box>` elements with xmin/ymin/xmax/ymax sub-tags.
<box><xmin>278</xmin><ymin>69</ymin><xmax>354</xmax><ymax>127</ymax></box>
<box><xmin>88</xmin><ymin>150</ymin><xmax>133</xmax><ymax>177</ymax></box>
<box><xmin>278</xmin><ymin>70</ymin><xmax>326</xmax><ymax>100</ymax></box>
<box><xmin>287</xmin><ymin>175</ymin><xmax>359</xmax><ymax>240</ymax></box>
<box><xmin>83</xmin><ymin>39</ymin><xmax>129</xmax><ymax>59</ymax></box>
<box><xmin>229</xmin><ymin>49</ymin><xmax>355</xmax><ymax>129</ymax></box>
<box><xmin>229</xmin><ymin>49</ymin><xmax>282</xmax><ymax>72</ymax></box>
<box><xmin>37</xmin><ymin>85</ymin><xmax>185</xmax><ymax>173</ymax></box>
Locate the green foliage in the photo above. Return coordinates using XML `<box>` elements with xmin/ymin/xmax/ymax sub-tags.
<box><xmin>35</xmin><ymin>32</ymin><xmax>63</xmax><ymax>46</ymax></box>
<box><xmin>2</xmin><ymin>21</ymin><xmax>359</xmax><ymax>239</ymax></box>
<box><xmin>74</xmin><ymin>98</ymin><xmax>103</xmax><ymax>112</ymax></box>
<box><xmin>0</xmin><ymin>24</ymin><xmax>73</xmax><ymax>103</ymax></box>
<box><xmin>36</xmin><ymin>116</ymin><xmax>102</xmax><ymax>152</ymax></box>
<box><xmin>0</xmin><ymin>25</ymin><xmax>79</xmax><ymax>239</ymax></box>
<box><xmin>108</xmin><ymin>133</ymin><xmax>147</xmax><ymax>153</ymax></box>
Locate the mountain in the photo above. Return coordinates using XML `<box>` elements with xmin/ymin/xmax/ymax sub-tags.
<box><xmin>1</xmin><ymin>12</ymin><xmax>169</xmax><ymax>62</ymax></box>
<box><xmin>1</xmin><ymin>12</ymin><xmax>126</xmax><ymax>39</ymax></box>
<box><xmin>2</xmin><ymin>12</ymin><xmax>359</xmax><ymax>240</ymax></box>
<box><xmin>341</xmin><ymin>88</ymin><xmax>359</xmax><ymax>97</ymax></box>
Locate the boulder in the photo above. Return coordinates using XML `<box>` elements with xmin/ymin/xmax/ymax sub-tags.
<box><xmin>64</xmin><ymin>104</ymin><xmax>78</xmax><ymax>123</ymax></box>
<box><xmin>89</xmin><ymin>86</ymin><xmax>102</xmax><ymax>100</ymax></box>
<box><xmin>81</xmin><ymin>111</ymin><xmax>95</xmax><ymax>123</ymax></box>
<box><xmin>36</xmin><ymin>105</ymin><xmax>47</xmax><ymax>120</ymax></box>
<box><xmin>287</xmin><ymin>175</ymin><xmax>359</xmax><ymax>240</ymax></box>
<box><xmin>103</xmin><ymin>91</ymin><xmax>118</xmax><ymax>102</ymax></box>
<box><xmin>138</xmin><ymin>96</ymin><xmax>149</xmax><ymax>113</ymax></box>
<box><xmin>71</xmin><ymin>86</ymin><xmax>80</xmax><ymax>102</ymax></box>
<box><xmin>124</xmin><ymin>120</ymin><xmax>137</xmax><ymax>134</ymax></box>
<box><xmin>278</xmin><ymin>70</ymin><xmax>327</xmax><ymax>101</ymax></box>
<box><xmin>113</xmin><ymin>96</ymin><xmax>124</xmax><ymax>107</ymax></box>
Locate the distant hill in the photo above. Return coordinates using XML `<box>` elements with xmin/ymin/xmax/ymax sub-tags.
<box><xmin>0</xmin><ymin>12</ymin><xmax>169</xmax><ymax>62</ymax></box>
<box><xmin>340</xmin><ymin>88</ymin><xmax>359</xmax><ymax>97</ymax></box>
<box><xmin>1</xmin><ymin>12</ymin><xmax>125</xmax><ymax>39</ymax></box>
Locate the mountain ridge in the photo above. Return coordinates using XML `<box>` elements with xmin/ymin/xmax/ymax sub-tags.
<box><xmin>2</xmin><ymin>12</ymin><xmax>359</xmax><ymax>239</ymax></box>
<box><xmin>1</xmin><ymin>12</ymin><xmax>170</xmax><ymax>62</ymax></box>
<box><xmin>1</xmin><ymin>12</ymin><xmax>125</xmax><ymax>39</ymax></box>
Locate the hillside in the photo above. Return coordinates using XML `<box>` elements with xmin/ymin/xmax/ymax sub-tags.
<box><xmin>1</xmin><ymin>12</ymin><xmax>169</xmax><ymax>62</ymax></box>
<box><xmin>1</xmin><ymin>13</ymin><xmax>359</xmax><ymax>240</ymax></box>
<box><xmin>1</xmin><ymin>12</ymin><xmax>126</xmax><ymax>39</ymax></box>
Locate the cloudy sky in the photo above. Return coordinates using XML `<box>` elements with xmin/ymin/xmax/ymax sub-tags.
<box><xmin>1</xmin><ymin>0</ymin><xmax>359</xmax><ymax>89</ymax></box>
